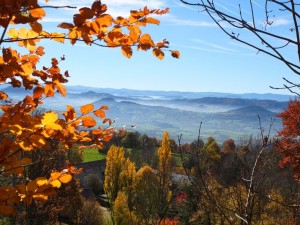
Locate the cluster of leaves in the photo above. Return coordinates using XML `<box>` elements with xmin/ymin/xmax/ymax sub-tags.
<box><xmin>0</xmin><ymin>0</ymin><xmax>179</xmax><ymax>216</ymax></box>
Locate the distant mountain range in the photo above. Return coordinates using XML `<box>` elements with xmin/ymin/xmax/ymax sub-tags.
<box><xmin>0</xmin><ymin>85</ymin><xmax>292</xmax><ymax>143</ymax></box>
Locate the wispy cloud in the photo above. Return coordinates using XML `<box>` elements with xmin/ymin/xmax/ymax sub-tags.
<box><xmin>164</xmin><ymin>17</ymin><xmax>218</xmax><ymax>27</ymax></box>
<box><xmin>174</xmin><ymin>43</ymin><xmax>255</xmax><ymax>56</ymax></box>
<box><xmin>191</xmin><ymin>39</ymin><xmax>237</xmax><ymax>52</ymax></box>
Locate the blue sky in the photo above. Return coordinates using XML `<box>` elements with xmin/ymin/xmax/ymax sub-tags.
<box><xmin>29</xmin><ymin>0</ymin><xmax>297</xmax><ymax>94</ymax></box>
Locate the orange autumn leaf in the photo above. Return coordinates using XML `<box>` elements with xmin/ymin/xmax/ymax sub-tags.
<box><xmin>0</xmin><ymin>91</ymin><xmax>8</xmax><ymax>100</ymax></box>
<box><xmin>29</xmin><ymin>7</ymin><xmax>46</xmax><ymax>19</ymax></box>
<box><xmin>145</xmin><ymin>17</ymin><xmax>160</xmax><ymax>25</ymax></box>
<box><xmin>153</xmin><ymin>48</ymin><xmax>164</xmax><ymax>60</ymax></box>
<box><xmin>94</xmin><ymin>109</ymin><xmax>106</xmax><ymax>118</ymax></box>
<box><xmin>80</xmin><ymin>103</ymin><xmax>94</xmax><ymax>114</ymax></box>
<box><xmin>50</xmin><ymin>172</ymin><xmax>62</xmax><ymax>181</ymax></box>
<box><xmin>44</xmin><ymin>84</ymin><xmax>55</xmax><ymax>97</ymax></box>
<box><xmin>50</xmin><ymin>180</ymin><xmax>61</xmax><ymax>188</ymax></box>
<box><xmin>100</xmin><ymin>105</ymin><xmax>109</xmax><ymax>110</ymax></box>
<box><xmin>58</xmin><ymin>174</ymin><xmax>72</xmax><ymax>183</ymax></box>
<box><xmin>121</xmin><ymin>45</ymin><xmax>132</xmax><ymax>58</ymax></box>
<box><xmin>36</xmin><ymin>46</ymin><xmax>45</xmax><ymax>56</ymax></box>
<box><xmin>81</xmin><ymin>115</ymin><xmax>96</xmax><ymax>128</ymax></box>
<box><xmin>171</xmin><ymin>50</ymin><xmax>180</xmax><ymax>59</ymax></box>
<box><xmin>33</xmin><ymin>86</ymin><xmax>44</xmax><ymax>99</ymax></box>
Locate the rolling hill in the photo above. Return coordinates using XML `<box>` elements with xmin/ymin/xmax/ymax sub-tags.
<box><xmin>0</xmin><ymin>85</ymin><xmax>288</xmax><ymax>142</ymax></box>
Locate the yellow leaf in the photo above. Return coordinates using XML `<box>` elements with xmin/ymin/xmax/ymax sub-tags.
<box><xmin>7</xmin><ymin>28</ymin><xmax>18</xmax><ymax>38</ymax></box>
<box><xmin>145</xmin><ymin>17</ymin><xmax>160</xmax><ymax>25</ymax></box>
<box><xmin>49</xmin><ymin>123</ymin><xmax>62</xmax><ymax>131</ymax></box>
<box><xmin>18</xmin><ymin>28</ymin><xmax>28</xmax><ymax>39</ymax></box>
<box><xmin>51</xmin><ymin>32</ymin><xmax>65</xmax><ymax>43</ymax></box>
<box><xmin>59</xmin><ymin>174</ymin><xmax>72</xmax><ymax>184</ymax></box>
<box><xmin>35</xmin><ymin>178</ymin><xmax>48</xmax><ymax>186</ymax></box>
<box><xmin>19</xmin><ymin>62</ymin><xmax>33</xmax><ymax>76</ymax></box>
<box><xmin>27</xmin><ymin>30</ymin><xmax>39</xmax><ymax>38</ymax></box>
<box><xmin>41</xmin><ymin>112</ymin><xmax>58</xmax><ymax>126</ymax></box>
<box><xmin>68</xmin><ymin>29</ymin><xmax>78</xmax><ymax>45</ymax></box>
<box><xmin>81</xmin><ymin>115</ymin><xmax>96</xmax><ymax>128</ymax></box>
<box><xmin>29</xmin><ymin>8</ymin><xmax>46</xmax><ymax>19</ymax></box>
<box><xmin>50</xmin><ymin>180</ymin><xmax>61</xmax><ymax>188</ymax></box>
<box><xmin>80</xmin><ymin>103</ymin><xmax>94</xmax><ymax>114</ymax></box>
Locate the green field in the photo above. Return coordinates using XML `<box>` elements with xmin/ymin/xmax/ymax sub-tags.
<box><xmin>82</xmin><ymin>147</ymin><xmax>107</xmax><ymax>162</ymax></box>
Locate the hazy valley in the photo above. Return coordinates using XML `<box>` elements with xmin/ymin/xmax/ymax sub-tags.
<box><xmin>1</xmin><ymin>85</ymin><xmax>291</xmax><ymax>142</ymax></box>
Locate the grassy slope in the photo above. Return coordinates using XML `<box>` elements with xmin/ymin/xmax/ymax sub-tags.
<box><xmin>82</xmin><ymin>147</ymin><xmax>107</xmax><ymax>162</ymax></box>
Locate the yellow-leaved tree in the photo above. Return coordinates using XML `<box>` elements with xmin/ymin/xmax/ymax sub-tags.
<box><xmin>0</xmin><ymin>0</ymin><xmax>179</xmax><ymax>216</ymax></box>
<box><xmin>157</xmin><ymin>131</ymin><xmax>172</xmax><ymax>217</ymax></box>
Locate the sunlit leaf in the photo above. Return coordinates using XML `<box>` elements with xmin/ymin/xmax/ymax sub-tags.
<box><xmin>41</xmin><ymin>112</ymin><xmax>58</xmax><ymax>126</ymax></box>
<box><xmin>59</xmin><ymin>174</ymin><xmax>72</xmax><ymax>183</ymax></box>
<box><xmin>82</xmin><ymin>115</ymin><xmax>96</xmax><ymax>128</ymax></box>
<box><xmin>50</xmin><ymin>172</ymin><xmax>62</xmax><ymax>181</ymax></box>
<box><xmin>80</xmin><ymin>103</ymin><xmax>94</xmax><ymax>114</ymax></box>
<box><xmin>145</xmin><ymin>17</ymin><xmax>160</xmax><ymax>25</ymax></box>
<box><xmin>50</xmin><ymin>180</ymin><xmax>61</xmax><ymax>188</ymax></box>
<box><xmin>29</xmin><ymin>8</ymin><xmax>46</xmax><ymax>19</ymax></box>
<box><xmin>94</xmin><ymin>109</ymin><xmax>106</xmax><ymax>118</ymax></box>
<box><xmin>7</xmin><ymin>28</ymin><xmax>18</xmax><ymax>38</ymax></box>
<box><xmin>36</xmin><ymin>178</ymin><xmax>48</xmax><ymax>186</ymax></box>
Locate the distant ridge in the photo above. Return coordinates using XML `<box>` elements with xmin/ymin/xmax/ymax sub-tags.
<box><xmin>225</xmin><ymin>105</ymin><xmax>274</xmax><ymax>115</ymax></box>
<box><xmin>65</xmin><ymin>85</ymin><xmax>293</xmax><ymax>102</ymax></box>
